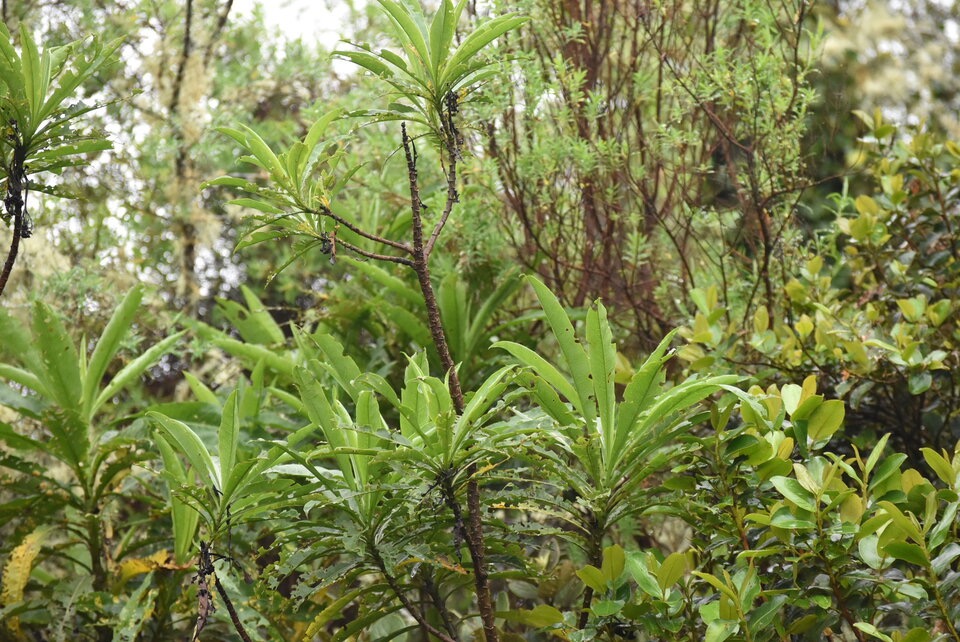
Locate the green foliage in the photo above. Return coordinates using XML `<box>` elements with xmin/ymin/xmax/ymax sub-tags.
<box><xmin>681</xmin><ymin>113</ymin><xmax>960</xmax><ymax>455</ymax></box>
<box><xmin>0</xmin><ymin>285</ymin><xmax>187</xmax><ymax>635</ymax></box>
<box><xmin>337</xmin><ymin>0</ymin><xmax>526</xmax><ymax>136</ymax></box>
<box><xmin>4</xmin><ymin>0</ymin><xmax>960</xmax><ymax>640</ymax></box>
<box><xmin>0</xmin><ymin>24</ymin><xmax>119</xmax><ymax>185</ymax></box>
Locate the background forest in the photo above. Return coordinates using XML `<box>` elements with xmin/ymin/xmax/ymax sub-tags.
<box><xmin>1</xmin><ymin>0</ymin><xmax>960</xmax><ymax>640</ymax></box>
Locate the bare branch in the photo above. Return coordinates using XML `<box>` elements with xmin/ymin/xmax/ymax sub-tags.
<box><xmin>203</xmin><ymin>0</ymin><xmax>235</xmax><ymax>66</ymax></box>
<box><xmin>425</xmin><ymin>153</ymin><xmax>458</xmax><ymax>259</ymax></box>
<box><xmin>169</xmin><ymin>0</ymin><xmax>194</xmax><ymax>114</ymax></box>
<box><xmin>317</xmin><ymin>206</ymin><xmax>412</xmax><ymax>254</ymax></box>
<box><xmin>336</xmin><ymin>237</ymin><xmax>413</xmax><ymax>266</ymax></box>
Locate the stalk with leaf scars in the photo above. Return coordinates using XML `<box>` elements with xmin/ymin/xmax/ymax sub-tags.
<box><xmin>203</xmin><ymin>2</ymin><xmax>527</xmax><ymax>639</ymax></box>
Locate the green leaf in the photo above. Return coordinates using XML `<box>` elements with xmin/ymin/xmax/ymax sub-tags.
<box><xmin>499</xmin><ymin>604</ymin><xmax>565</xmax><ymax>627</ymax></box>
<box><xmin>451</xmin><ymin>365</ymin><xmax>512</xmax><ymax>457</ymax></box>
<box><xmin>341</xmin><ymin>257</ymin><xmax>423</xmax><ymax>307</ymax></box>
<box><xmin>921</xmin><ymin>447</ymin><xmax>957</xmax><ymax>487</ymax></box>
<box><xmin>747</xmin><ymin>594</ymin><xmax>786</xmax><ymax>635</ymax></box>
<box><xmin>376</xmin><ymin>0</ymin><xmax>432</xmax><ymax>77</ymax></box>
<box><xmin>614</xmin><ymin>330</ymin><xmax>675</xmax><ymax>447</ymax></box>
<box><xmin>526</xmin><ymin>275</ymin><xmax>594</xmax><ymax>422</ymax></box>
<box><xmin>657</xmin><ymin>552</ymin><xmax>688</xmax><ymax>593</ymax></box>
<box><xmin>806</xmin><ymin>399</ymin><xmax>844</xmax><ymax>441</ymax></box>
<box><xmin>229</xmin><ymin>197</ymin><xmax>285</xmax><ymax>215</ymax></box>
<box><xmin>149</xmin><ymin>412</ymin><xmax>220</xmax><ymax>489</ymax></box>
<box><xmin>239</xmin><ymin>124</ymin><xmax>285</xmax><ymax>180</ymax></box>
<box><xmin>93</xmin><ymin>331</ymin><xmax>186</xmax><ymax>415</ymax></box>
<box><xmin>113</xmin><ymin>570</ymin><xmax>157</xmax><ymax>642</ymax></box>
<box><xmin>586</xmin><ymin>303</ymin><xmax>616</xmax><ymax>466</ymax></box>
<box><xmin>32</xmin><ymin>301</ymin><xmax>81</xmax><ymax>411</ymax></box>
<box><xmin>442</xmin><ymin>14</ymin><xmax>527</xmax><ymax>86</ymax></box>
<box><xmin>600</xmin><ymin>544</ymin><xmax>625</xmax><ymax>583</ymax></box>
<box><xmin>156</xmin><ymin>437</ymin><xmax>199</xmax><ymax>563</ymax></box>
<box><xmin>494</xmin><ymin>341</ymin><xmax>581</xmax><ymax>418</ymax></box>
<box><xmin>865</xmin><ymin>433</ymin><xmax>891</xmax><ymax>476</ymax></box>
<box><xmin>693</xmin><ymin>572</ymin><xmax>740</xmax><ymax>605</ymax></box>
<box><xmin>770</xmin><ymin>476</ymin><xmax>817</xmax><ymax>512</ymax></box>
<box><xmin>591</xmin><ymin>600</ymin><xmax>624</xmax><ymax>617</ymax></box>
<box><xmin>854</xmin><ymin>622</ymin><xmax>893</xmax><ymax>642</ymax></box>
<box><xmin>428</xmin><ymin>0</ymin><xmax>456</xmax><ymax>77</ymax></box>
<box><xmin>306</xmin><ymin>333</ymin><xmax>362</xmax><ymax>401</ymax></box>
<box><xmin>705</xmin><ymin>619</ymin><xmax>739</xmax><ymax>642</ymax></box>
<box><xmin>82</xmin><ymin>285</ymin><xmax>143</xmax><ymax>419</ymax></box>
<box><xmin>576</xmin><ymin>565</ymin><xmax>606</xmax><ymax>593</ymax></box>
<box><xmin>883</xmin><ymin>542</ymin><xmax>928</xmax><ymax>568</ymax></box>
<box><xmin>878</xmin><ymin>501</ymin><xmax>923</xmax><ymax>544</ymax></box>
<box><xmin>908</xmin><ymin>372</ymin><xmax>932</xmax><ymax>395</ymax></box>
<box><xmin>219</xmin><ymin>390</ymin><xmax>240</xmax><ymax>498</ymax></box>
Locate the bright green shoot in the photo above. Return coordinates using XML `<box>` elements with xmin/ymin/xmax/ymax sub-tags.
<box><xmin>337</xmin><ymin>0</ymin><xmax>527</xmax><ymax>135</ymax></box>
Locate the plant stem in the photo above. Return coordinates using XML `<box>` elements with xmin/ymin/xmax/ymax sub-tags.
<box><xmin>930</xmin><ymin>572</ymin><xmax>960</xmax><ymax>642</ymax></box>
<box><xmin>0</xmin><ymin>143</ymin><xmax>27</xmax><ymax>298</ymax></box>
<box><xmin>214</xmin><ymin>574</ymin><xmax>254</xmax><ymax>642</ymax></box>
<box><xmin>372</xmin><ymin>546</ymin><xmax>458</xmax><ymax>642</ymax></box>
<box><xmin>402</xmin><ymin>123</ymin><xmax>498</xmax><ymax>642</ymax></box>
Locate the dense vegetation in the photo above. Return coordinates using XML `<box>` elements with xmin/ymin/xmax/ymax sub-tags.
<box><xmin>1</xmin><ymin>1</ymin><xmax>959</xmax><ymax>640</ymax></box>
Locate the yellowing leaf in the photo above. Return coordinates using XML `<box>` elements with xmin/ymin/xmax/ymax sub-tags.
<box><xmin>900</xmin><ymin>468</ymin><xmax>927</xmax><ymax>494</ymax></box>
<box><xmin>777</xmin><ymin>437</ymin><xmax>795</xmax><ymax>460</ymax></box>
<box><xmin>601</xmin><ymin>544</ymin><xmax>625</xmax><ymax>583</ymax></box>
<box><xmin>793</xmin><ymin>463</ymin><xmax>820</xmax><ymax>495</ymax></box>
<box><xmin>781</xmin><ymin>384</ymin><xmax>802</xmax><ymax>416</ymax></box>
<box><xmin>576</xmin><ymin>565</ymin><xmax>607</xmax><ymax>593</ymax></box>
<box><xmin>795</xmin><ymin>315</ymin><xmax>814</xmax><ymax>340</ymax></box>
<box><xmin>896</xmin><ymin>296</ymin><xmax>926</xmax><ymax>323</ymax></box>
<box><xmin>753</xmin><ymin>306</ymin><xmax>769</xmax><ymax>333</ymax></box>
<box><xmin>656</xmin><ymin>552</ymin><xmax>689</xmax><ymax>593</ymax></box>
<box><xmin>2</xmin><ymin>525</ymin><xmax>52</xmax><ymax>638</ymax></box>
<box><xmin>855</xmin><ymin>194</ymin><xmax>879</xmax><ymax>216</ymax></box>
<box><xmin>116</xmin><ymin>550</ymin><xmax>184</xmax><ymax>588</ymax></box>
<box><xmin>839</xmin><ymin>495</ymin><xmax>864</xmax><ymax>524</ymax></box>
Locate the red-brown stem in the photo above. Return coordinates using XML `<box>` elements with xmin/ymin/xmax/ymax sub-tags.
<box><xmin>0</xmin><ymin>144</ymin><xmax>27</xmax><ymax>298</ymax></box>
<box><xmin>402</xmin><ymin>123</ymin><xmax>498</xmax><ymax>642</ymax></box>
<box><xmin>214</xmin><ymin>574</ymin><xmax>254</xmax><ymax>642</ymax></box>
<box><xmin>0</xmin><ymin>206</ymin><xmax>22</xmax><ymax>298</ymax></box>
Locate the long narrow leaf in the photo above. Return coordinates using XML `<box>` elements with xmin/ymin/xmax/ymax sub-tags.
<box><xmin>156</xmin><ymin>437</ymin><xmax>200</xmax><ymax>563</ymax></box>
<box><xmin>525</xmin><ymin>276</ymin><xmax>595</xmax><ymax>421</ymax></box>
<box><xmin>93</xmin><ymin>331</ymin><xmax>186</xmax><ymax>415</ymax></box>
<box><xmin>219</xmin><ymin>390</ymin><xmax>240</xmax><ymax>495</ymax></box>
<box><xmin>441</xmin><ymin>15</ymin><xmax>527</xmax><ymax>87</ymax></box>
<box><xmin>32</xmin><ymin>301</ymin><xmax>81</xmax><ymax>411</ymax></box>
<box><xmin>82</xmin><ymin>285</ymin><xmax>143</xmax><ymax>420</ymax></box>
<box><xmin>493</xmin><ymin>340</ymin><xmax>581</xmax><ymax>419</ymax></box>
<box><xmin>586</xmin><ymin>303</ymin><xmax>616</xmax><ymax>469</ymax></box>
<box><xmin>613</xmin><ymin>330</ymin><xmax>677</xmax><ymax>458</ymax></box>
<box><xmin>377</xmin><ymin>0</ymin><xmax>432</xmax><ymax>78</ymax></box>
<box><xmin>149</xmin><ymin>412</ymin><xmax>220</xmax><ymax>489</ymax></box>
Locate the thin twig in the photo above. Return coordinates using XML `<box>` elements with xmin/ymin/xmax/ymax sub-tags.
<box><xmin>425</xmin><ymin>155</ymin><xmax>458</xmax><ymax>259</ymax></box>
<box><xmin>202</xmin><ymin>0</ymin><xmax>234</xmax><ymax>66</ymax></box>
<box><xmin>371</xmin><ymin>547</ymin><xmax>458</xmax><ymax>642</ymax></box>
<box><xmin>336</xmin><ymin>237</ymin><xmax>414</xmax><ymax>266</ymax></box>
<box><xmin>318</xmin><ymin>206</ymin><xmax>412</xmax><ymax>254</ymax></box>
